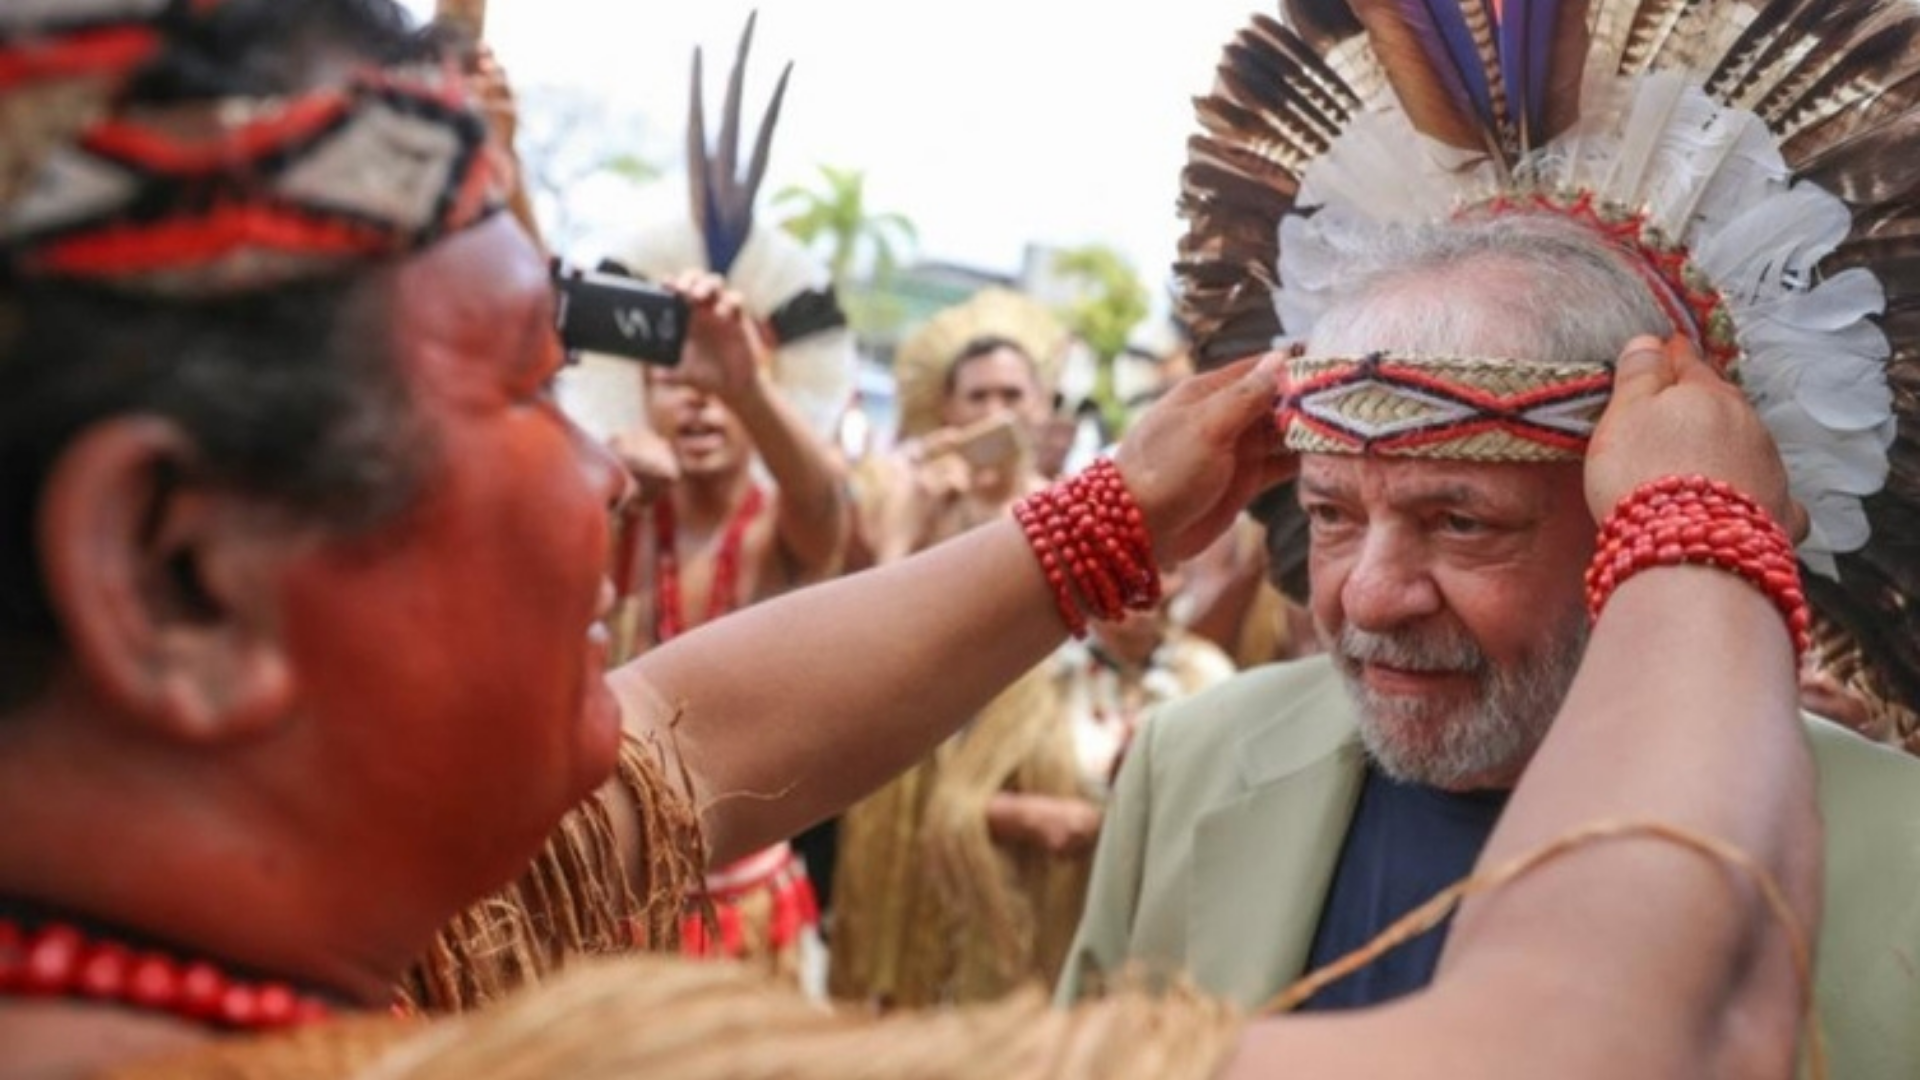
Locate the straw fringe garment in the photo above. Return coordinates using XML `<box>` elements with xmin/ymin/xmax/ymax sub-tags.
<box><xmin>830</xmin><ymin>667</ymin><xmax>1090</xmax><ymax>1007</ymax></box>
<box><xmin>104</xmin><ymin>959</ymin><xmax>1243</xmax><ymax>1080</ymax></box>
<box><xmin>399</xmin><ymin>729</ymin><xmax>706</xmax><ymax>1013</ymax></box>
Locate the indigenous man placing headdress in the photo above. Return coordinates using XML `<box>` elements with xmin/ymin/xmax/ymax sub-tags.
<box><xmin>1063</xmin><ymin>3</ymin><xmax>1920</xmax><ymax>1078</ymax></box>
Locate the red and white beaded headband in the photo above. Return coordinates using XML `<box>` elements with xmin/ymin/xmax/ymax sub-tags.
<box><xmin>1274</xmin><ymin>352</ymin><xmax>1613</xmax><ymax>462</ymax></box>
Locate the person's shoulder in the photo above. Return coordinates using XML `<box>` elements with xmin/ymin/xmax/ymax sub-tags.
<box><xmin>1805</xmin><ymin>714</ymin><xmax>1920</xmax><ymax>811</ymax></box>
<box><xmin>1159</xmin><ymin>627</ymin><xmax>1240</xmax><ymax>691</ymax></box>
<box><xmin>1139</xmin><ymin>655</ymin><xmax>1355</xmax><ymax>773</ymax></box>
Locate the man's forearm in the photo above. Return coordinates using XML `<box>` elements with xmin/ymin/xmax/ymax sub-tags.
<box><xmin>727</xmin><ymin>369</ymin><xmax>847</xmax><ymax>572</ymax></box>
<box><xmin>1439</xmin><ymin>567</ymin><xmax>1819</xmax><ymax>1075</ymax></box>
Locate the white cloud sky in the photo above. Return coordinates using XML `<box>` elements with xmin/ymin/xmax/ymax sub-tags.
<box><xmin>401</xmin><ymin>0</ymin><xmax>1264</xmax><ymax>323</ymax></box>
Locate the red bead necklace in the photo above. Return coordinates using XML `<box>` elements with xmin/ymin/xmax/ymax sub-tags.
<box><xmin>650</xmin><ymin>483</ymin><xmax>766</xmax><ymax>643</ymax></box>
<box><xmin>0</xmin><ymin>916</ymin><xmax>333</xmax><ymax>1030</ymax></box>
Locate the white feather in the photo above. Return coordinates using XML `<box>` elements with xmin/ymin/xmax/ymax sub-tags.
<box><xmin>622</xmin><ymin>217</ymin><xmax>853</xmax><ymax>440</ymax></box>
<box><xmin>1599</xmin><ymin>71</ymin><xmax>1690</xmax><ymax>205</ymax></box>
<box><xmin>621</xmin><ymin>217</ymin><xmax>706</xmax><ymax>281</ymax></box>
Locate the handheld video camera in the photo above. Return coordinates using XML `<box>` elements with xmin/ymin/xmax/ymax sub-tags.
<box><xmin>550</xmin><ymin>258</ymin><xmax>687</xmax><ymax>367</ymax></box>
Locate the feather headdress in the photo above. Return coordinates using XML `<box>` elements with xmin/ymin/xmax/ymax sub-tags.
<box><xmin>622</xmin><ymin>14</ymin><xmax>855</xmax><ymax>439</ymax></box>
<box><xmin>1180</xmin><ymin>0</ymin><xmax>1920</xmax><ymax>745</ymax></box>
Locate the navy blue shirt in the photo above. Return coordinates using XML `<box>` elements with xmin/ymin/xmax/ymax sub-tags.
<box><xmin>1296</xmin><ymin>765</ymin><xmax>1508</xmax><ymax>1011</ymax></box>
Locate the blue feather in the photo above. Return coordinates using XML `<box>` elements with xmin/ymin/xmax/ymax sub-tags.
<box><xmin>1425</xmin><ymin>0</ymin><xmax>1499</xmax><ymax>128</ymax></box>
<box><xmin>1499</xmin><ymin>0</ymin><xmax>1562</xmax><ymax>147</ymax></box>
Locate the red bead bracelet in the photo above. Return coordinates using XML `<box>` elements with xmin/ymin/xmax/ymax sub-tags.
<box><xmin>1584</xmin><ymin>475</ymin><xmax>1811</xmax><ymax>656</ymax></box>
<box><xmin>1014</xmin><ymin>458</ymin><xmax>1161</xmax><ymax>637</ymax></box>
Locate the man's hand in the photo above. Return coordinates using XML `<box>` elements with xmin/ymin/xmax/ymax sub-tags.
<box><xmin>469</xmin><ymin>44</ymin><xmax>518</xmax><ymax>150</ymax></box>
<box><xmin>986</xmin><ymin>792</ymin><xmax>1103</xmax><ymax>856</ymax></box>
<box><xmin>1587</xmin><ymin>335</ymin><xmax>1802</xmax><ymax>536</ymax></box>
<box><xmin>610</xmin><ymin>426</ymin><xmax>679</xmax><ymax>512</ymax></box>
<box><xmin>662</xmin><ymin>271</ymin><xmax>768</xmax><ymax>405</ymax></box>
<box><xmin>1111</xmin><ymin>352</ymin><xmax>1298</xmax><ymax>564</ymax></box>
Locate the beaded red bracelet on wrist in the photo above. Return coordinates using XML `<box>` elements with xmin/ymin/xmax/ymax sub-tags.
<box><xmin>1584</xmin><ymin>474</ymin><xmax>1812</xmax><ymax>656</ymax></box>
<box><xmin>1013</xmin><ymin>458</ymin><xmax>1161</xmax><ymax>638</ymax></box>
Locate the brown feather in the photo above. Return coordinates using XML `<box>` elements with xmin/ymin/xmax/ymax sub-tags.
<box><xmin>1458</xmin><ymin>0</ymin><xmax>1513</xmax><ymax>137</ymax></box>
<box><xmin>1195</xmin><ymin>95</ymin><xmax>1326</xmax><ymax>173</ymax></box>
<box><xmin>1737</xmin><ymin>2</ymin><xmax>1898</xmax><ymax>121</ymax></box>
<box><xmin>1543</xmin><ymin>0</ymin><xmax>1597</xmax><ymax>143</ymax></box>
<box><xmin>1211</xmin><ymin>88</ymin><xmax>1334</xmax><ymax>160</ymax></box>
<box><xmin>1227</xmin><ymin>30</ymin><xmax>1365</xmax><ymax>127</ymax></box>
<box><xmin>1877</xmin><ymin>299</ymin><xmax>1920</xmax><ymax>365</ymax></box>
<box><xmin>1585</xmin><ymin>0</ymin><xmax>1648</xmax><ymax>80</ymax></box>
<box><xmin>1283</xmin><ymin>0</ymin><xmax>1369</xmax><ymax>55</ymax></box>
<box><xmin>1706</xmin><ymin>0</ymin><xmax>1833</xmax><ymax>105</ymax></box>
<box><xmin>1671</xmin><ymin>0</ymin><xmax>1767</xmax><ymax>82</ymax></box>
<box><xmin>1253</xmin><ymin>12</ymin><xmax>1372</xmax><ymax>116</ymax></box>
<box><xmin>1347</xmin><ymin>0</ymin><xmax>1500</xmax><ymax>153</ymax></box>
<box><xmin>1798</xmin><ymin>108</ymin><xmax>1920</xmax><ymax>208</ymax></box>
<box><xmin>1179</xmin><ymin>9</ymin><xmax>1359</xmax><ymax>365</ymax></box>
<box><xmin>1278</xmin><ymin>4</ymin><xmax>1395</xmax><ymax>110</ymax></box>
<box><xmin>1179</xmin><ymin>163</ymin><xmax>1298</xmax><ymax>256</ymax></box>
<box><xmin>1775</xmin><ymin>19</ymin><xmax>1920</xmax><ymax>160</ymax></box>
<box><xmin>1615</xmin><ymin>0</ymin><xmax>1702</xmax><ymax>74</ymax></box>
<box><xmin>1215</xmin><ymin>43</ymin><xmax>1350</xmax><ymax>145</ymax></box>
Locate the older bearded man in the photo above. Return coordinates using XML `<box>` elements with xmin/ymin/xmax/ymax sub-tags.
<box><xmin>1058</xmin><ymin>212</ymin><xmax>1920</xmax><ymax>1080</ymax></box>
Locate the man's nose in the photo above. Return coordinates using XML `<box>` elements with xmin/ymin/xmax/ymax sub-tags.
<box><xmin>1340</xmin><ymin>527</ymin><xmax>1442</xmax><ymax>632</ymax></box>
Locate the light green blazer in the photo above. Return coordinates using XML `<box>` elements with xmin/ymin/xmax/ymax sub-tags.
<box><xmin>1057</xmin><ymin>657</ymin><xmax>1920</xmax><ymax>1080</ymax></box>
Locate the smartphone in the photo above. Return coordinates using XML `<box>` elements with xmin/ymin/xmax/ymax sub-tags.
<box><xmin>938</xmin><ymin>414</ymin><xmax>1026</xmax><ymax>469</ymax></box>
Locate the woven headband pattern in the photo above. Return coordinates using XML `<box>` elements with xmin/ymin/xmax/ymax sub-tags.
<box><xmin>1</xmin><ymin>2</ymin><xmax>504</xmax><ymax>296</ymax></box>
<box><xmin>1275</xmin><ymin>352</ymin><xmax>1613</xmax><ymax>462</ymax></box>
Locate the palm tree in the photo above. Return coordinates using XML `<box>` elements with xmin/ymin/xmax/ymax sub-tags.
<box><xmin>1051</xmin><ymin>244</ymin><xmax>1150</xmax><ymax>434</ymax></box>
<box><xmin>775</xmin><ymin>165</ymin><xmax>917</xmax><ymax>289</ymax></box>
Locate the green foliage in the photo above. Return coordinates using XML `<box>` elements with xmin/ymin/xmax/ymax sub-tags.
<box><xmin>599</xmin><ymin>152</ymin><xmax>660</xmax><ymax>186</ymax></box>
<box><xmin>775</xmin><ymin>165</ymin><xmax>918</xmax><ymax>298</ymax></box>
<box><xmin>1051</xmin><ymin>244</ymin><xmax>1150</xmax><ymax>433</ymax></box>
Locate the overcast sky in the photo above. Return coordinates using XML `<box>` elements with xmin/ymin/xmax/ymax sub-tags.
<box><xmin>399</xmin><ymin>0</ymin><xmax>1267</xmax><ymax>322</ymax></box>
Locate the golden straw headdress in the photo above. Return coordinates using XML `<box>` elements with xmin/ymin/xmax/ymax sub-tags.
<box><xmin>893</xmin><ymin>286</ymin><xmax>1071</xmax><ymax>440</ymax></box>
<box><xmin>1179</xmin><ymin>0</ymin><xmax>1920</xmax><ymax>739</ymax></box>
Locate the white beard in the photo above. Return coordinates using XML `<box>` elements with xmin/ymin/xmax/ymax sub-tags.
<box><xmin>1331</xmin><ymin>609</ymin><xmax>1589</xmax><ymax>790</ymax></box>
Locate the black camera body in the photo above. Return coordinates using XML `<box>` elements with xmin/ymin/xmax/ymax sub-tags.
<box><xmin>550</xmin><ymin>259</ymin><xmax>687</xmax><ymax>367</ymax></box>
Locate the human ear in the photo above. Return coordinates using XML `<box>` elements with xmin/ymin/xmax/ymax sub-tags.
<box><xmin>36</xmin><ymin>417</ymin><xmax>296</xmax><ymax>742</ymax></box>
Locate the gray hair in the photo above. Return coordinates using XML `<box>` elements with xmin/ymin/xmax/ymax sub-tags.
<box><xmin>1306</xmin><ymin>211</ymin><xmax>1672</xmax><ymax>364</ymax></box>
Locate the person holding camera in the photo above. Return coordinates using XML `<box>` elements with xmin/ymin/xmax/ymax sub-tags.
<box><xmin>625</xmin><ymin>270</ymin><xmax>850</xmax><ymax>981</ymax></box>
<box><xmin>600</xmin><ymin>25</ymin><xmax>857</xmax><ymax>985</ymax></box>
